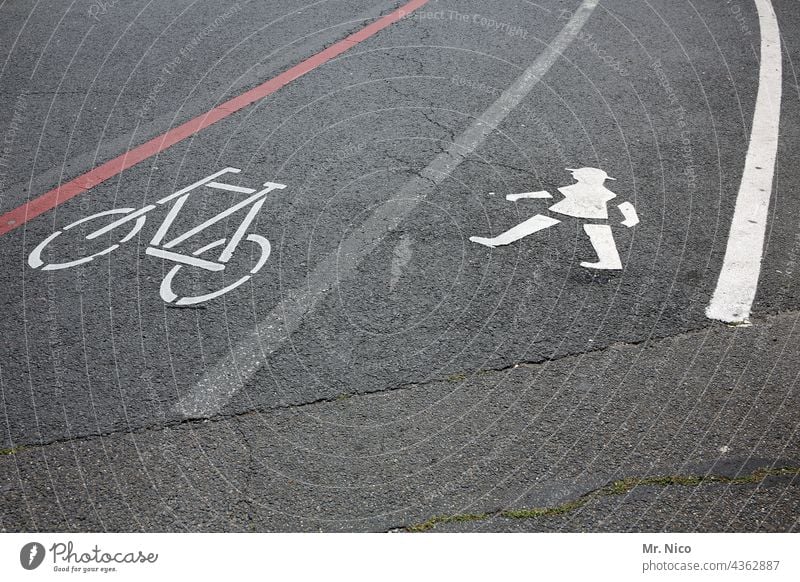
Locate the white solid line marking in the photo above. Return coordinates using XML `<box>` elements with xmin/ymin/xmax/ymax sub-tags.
<box><xmin>174</xmin><ymin>0</ymin><xmax>600</xmax><ymax>418</ymax></box>
<box><xmin>706</xmin><ymin>0</ymin><xmax>782</xmax><ymax>323</ymax></box>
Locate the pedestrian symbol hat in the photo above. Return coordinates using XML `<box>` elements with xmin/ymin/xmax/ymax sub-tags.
<box><xmin>565</xmin><ymin>168</ymin><xmax>616</xmax><ymax>180</ymax></box>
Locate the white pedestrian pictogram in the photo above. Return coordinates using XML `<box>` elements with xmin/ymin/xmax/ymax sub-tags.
<box><xmin>469</xmin><ymin>167</ymin><xmax>639</xmax><ymax>270</ymax></box>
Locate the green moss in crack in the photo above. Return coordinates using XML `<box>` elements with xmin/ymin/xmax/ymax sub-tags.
<box><xmin>501</xmin><ymin>498</ymin><xmax>587</xmax><ymax>519</ymax></box>
<box><xmin>445</xmin><ymin>373</ymin><xmax>467</xmax><ymax>383</ymax></box>
<box><xmin>406</xmin><ymin>512</ymin><xmax>488</xmax><ymax>533</ymax></box>
<box><xmin>404</xmin><ymin>466</ymin><xmax>800</xmax><ymax>531</ymax></box>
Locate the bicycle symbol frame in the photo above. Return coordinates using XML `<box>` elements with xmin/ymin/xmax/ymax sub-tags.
<box><xmin>28</xmin><ymin>167</ymin><xmax>286</xmax><ymax>306</ymax></box>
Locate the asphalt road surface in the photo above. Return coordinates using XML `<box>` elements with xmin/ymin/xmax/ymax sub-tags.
<box><xmin>0</xmin><ymin>0</ymin><xmax>798</xmax><ymax>532</ymax></box>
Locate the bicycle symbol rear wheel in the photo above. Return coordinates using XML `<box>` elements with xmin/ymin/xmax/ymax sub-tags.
<box><xmin>159</xmin><ymin>234</ymin><xmax>272</xmax><ymax>306</ymax></box>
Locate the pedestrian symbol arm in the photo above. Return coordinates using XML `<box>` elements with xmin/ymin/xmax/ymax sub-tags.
<box><xmin>618</xmin><ymin>201</ymin><xmax>639</xmax><ymax>227</ymax></box>
<box><xmin>506</xmin><ymin>191</ymin><xmax>553</xmax><ymax>202</ymax></box>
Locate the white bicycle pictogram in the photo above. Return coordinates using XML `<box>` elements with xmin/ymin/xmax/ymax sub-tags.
<box><xmin>28</xmin><ymin>167</ymin><xmax>286</xmax><ymax>306</ymax></box>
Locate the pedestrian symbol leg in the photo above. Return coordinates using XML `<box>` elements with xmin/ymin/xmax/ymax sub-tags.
<box><xmin>580</xmin><ymin>224</ymin><xmax>622</xmax><ymax>270</ymax></box>
<box><xmin>470</xmin><ymin>214</ymin><xmax>560</xmax><ymax>248</ymax></box>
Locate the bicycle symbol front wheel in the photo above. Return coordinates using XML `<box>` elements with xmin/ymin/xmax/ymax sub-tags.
<box><xmin>159</xmin><ymin>234</ymin><xmax>272</xmax><ymax>306</ymax></box>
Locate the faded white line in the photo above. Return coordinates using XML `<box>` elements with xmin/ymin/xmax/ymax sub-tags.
<box><xmin>706</xmin><ymin>0</ymin><xmax>782</xmax><ymax>323</ymax></box>
<box><xmin>175</xmin><ymin>0</ymin><xmax>600</xmax><ymax>418</ymax></box>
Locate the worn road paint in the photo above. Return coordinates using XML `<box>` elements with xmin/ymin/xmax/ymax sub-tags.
<box><xmin>705</xmin><ymin>0</ymin><xmax>782</xmax><ymax>323</ymax></box>
<box><xmin>506</xmin><ymin>191</ymin><xmax>553</xmax><ymax>201</ymax></box>
<box><xmin>174</xmin><ymin>0</ymin><xmax>601</xmax><ymax>418</ymax></box>
<box><xmin>389</xmin><ymin>234</ymin><xmax>414</xmax><ymax>292</ymax></box>
<box><xmin>0</xmin><ymin>0</ymin><xmax>431</xmax><ymax>237</ymax></box>
<box><xmin>581</xmin><ymin>224</ymin><xmax>622</xmax><ymax>270</ymax></box>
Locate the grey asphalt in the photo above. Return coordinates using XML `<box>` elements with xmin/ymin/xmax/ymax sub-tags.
<box><xmin>2</xmin><ymin>311</ymin><xmax>798</xmax><ymax>531</ymax></box>
<box><xmin>1</xmin><ymin>0</ymin><xmax>799</xmax><ymax>532</ymax></box>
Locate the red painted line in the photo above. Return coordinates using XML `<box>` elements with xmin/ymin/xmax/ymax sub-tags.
<box><xmin>0</xmin><ymin>0</ymin><xmax>429</xmax><ymax>237</ymax></box>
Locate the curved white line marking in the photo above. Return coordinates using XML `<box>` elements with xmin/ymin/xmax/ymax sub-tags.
<box><xmin>706</xmin><ymin>0</ymin><xmax>782</xmax><ymax>323</ymax></box>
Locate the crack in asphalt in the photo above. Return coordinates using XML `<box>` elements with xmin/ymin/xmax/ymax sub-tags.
<box><xmin>418</xmin><ymin>109</ymin><xmax>457</xmax><ymax>142</ymax></box>
<box><xmin>4</xmin><ymin>308</ymin><xmax>797</xmax><ymax>450</ymax></box>
<box><xmin>395</xmin><ymin>466</ymin><xmax>800</xmax><ymax>532</ymax></box>
<box><xmin>382</xmin><ymin>150</ymin><xmax>439</xmax><ymax>187</ymax></box>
